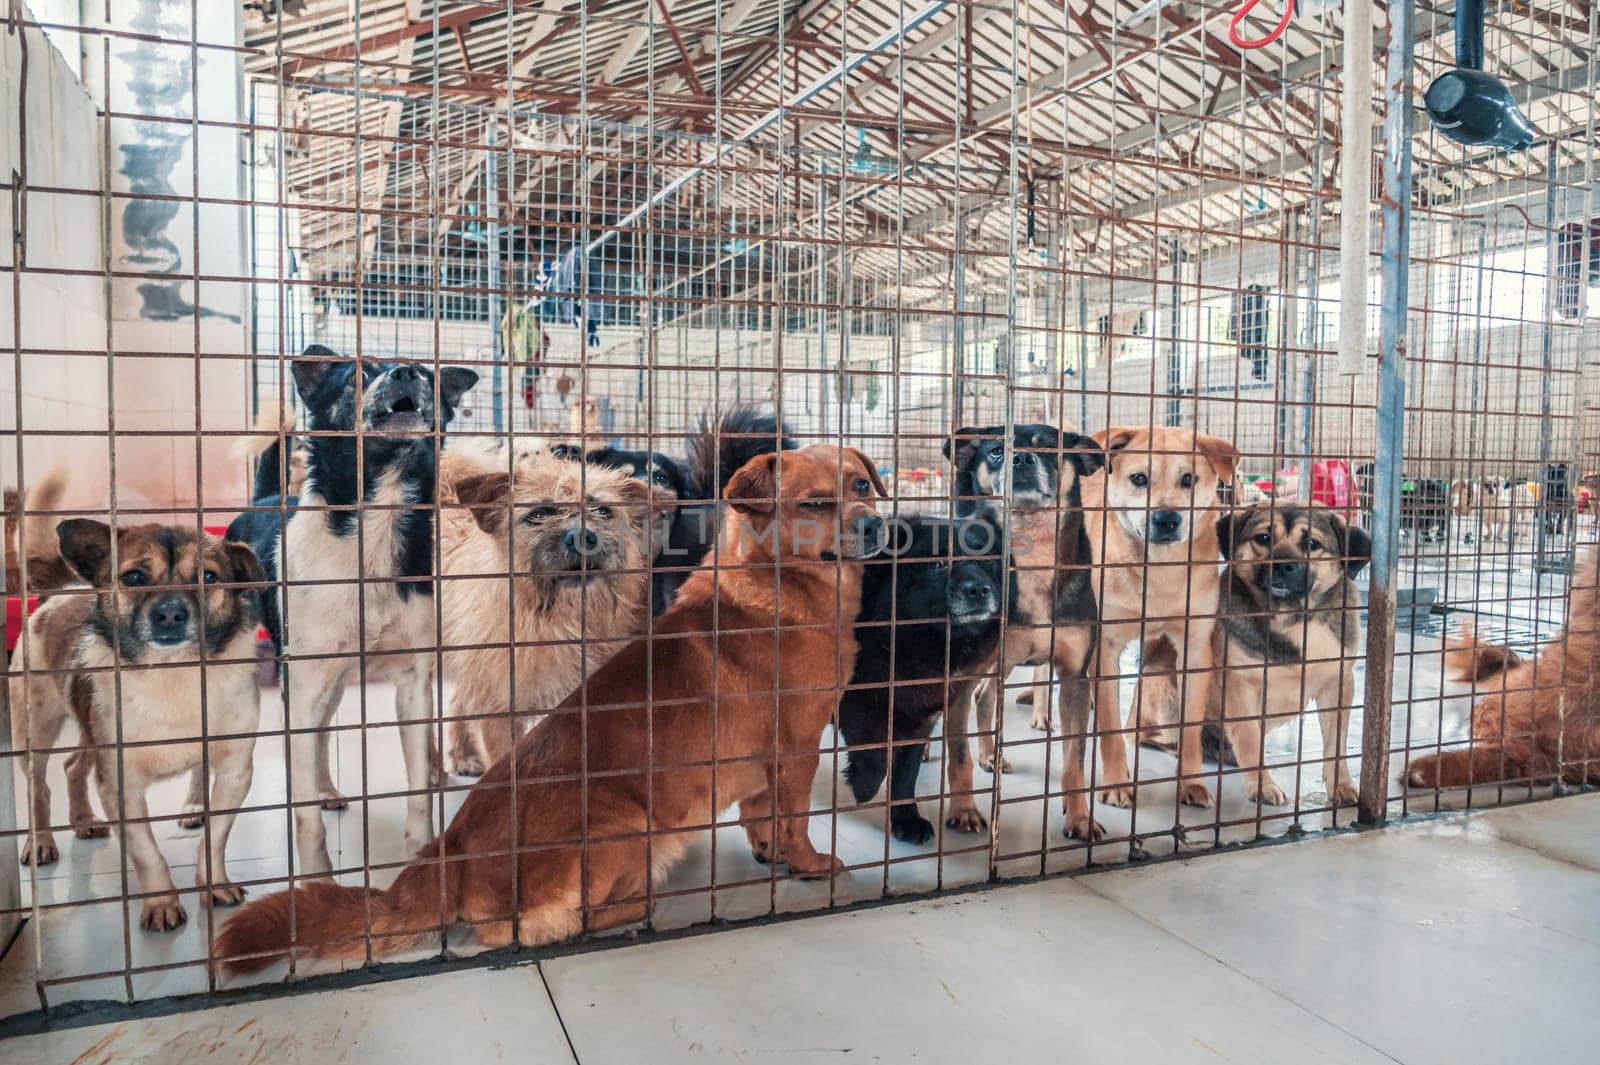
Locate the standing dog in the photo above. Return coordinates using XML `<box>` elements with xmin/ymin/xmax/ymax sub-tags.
<box><xmin>1405</xmin><ymin>547</ymin><xmax>1599</xmax><ymax>789</ymax></box>
<box><xmin>1133</xmin><ymin>505</ymin><xmax>1370</xmax><ymax>806</ymax></box>
<box><xmin>1081</xmin><ymin>426</ymin><xmax>1239</xmax><ymax>815</ymax></box>
<box><xmin>943</xmin><ymin>424</ymin><xmax>1104</xmax><ymax>840</ymax></box>
<box><xmin>216</xmin><ymin>446</ymin><xmax>884</xmax><ymax>973</ymax></box>
<box><xmin>227</xmin><ymin>346</ymin><xmax>478</xmax><ymax>875</ymax></box>
<box><xmin>437</xmin><ymin>451</ymin><xmax>657</xmax><ymax>775</ymax></box>
<box><xmin>838</xmin><ymin>515</ymin><xmax>1006</xmax><ymax>844</ymax></box>
<box><xmin>11</xmin><ymin>520</ymin><xmax>265</xmax><ymax>929</ymax></box>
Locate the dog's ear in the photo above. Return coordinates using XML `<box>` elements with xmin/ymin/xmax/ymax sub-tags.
<box><xmin>1333</xmin><ymin>514</ymin><xmax>1372</xmax><ymax>578</ymax></box>
<box><xmin>1060</xmin><ymin>431</ymin><xmax>1105</xmax><ymax>476</ymax></box>
<box><xmin>1089</xmin><ymin>427</ymin><xmax>1138</xmax><ymax>454</ymax></box>
<box><xmin>942</xmin><ymin>426</ymin><xmax>984</xmax><ymax>468</ymax></box>
<box><xmin>725</xmin><ymin>452</ymin><xmax>778</xmax><ymax>515</ymax></box>
<box><xmin>1214</xmin><ymin>510</ymin><xmax>1241</xmax><ymax>557</ymax></box>
<box><xmin>222</xmin><ymin>540</ymin><xmax>266</xmax><ymax>587</ymax></box>
<box><xmin>291</xmin><ymin>345</ymin><xmax>341</xmax><ymax>403</ymax></box>
<box><xmin>454</xmin><ymin>472</ymin><xmax>513</xmax><ymax>533</ymax></box>
<box><xmin>438</xmin><ymin>366</ymin><xmax>479</xmax><ymax>409</ymax></box>
<box><xmin>1194</xmin><ymin>433</ymin><xmax>1241</xmax><ymax>485</ymax></box>
<box><xmin>846</xmin><ymin>449</ymin><xmax>888</xmax><ymax>498</ymax></box>
<box><xmin>57</xmin><ymin>518</ymin><xmax>115</xmax><ymax>586</ymax></box>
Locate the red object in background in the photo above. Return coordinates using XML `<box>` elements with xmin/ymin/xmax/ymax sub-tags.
<box><xmin>1311</xmin><ymin>459</ymin><xmax>1353</xmax><ymax>511</ymax></box>
<box><xmin>1228</xmin><ymin>0</ymin><xmax>1294</xmax><ymax>50</ymax></box>
<box><xmin>5</xmin><ymin>524</ymin><xmax>268</xmax><ymax>652</ymax></box>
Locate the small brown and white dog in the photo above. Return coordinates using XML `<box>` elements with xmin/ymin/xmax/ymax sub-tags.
<box><xmin>1079</xmin><ymin>426</ymin><xmax>1239</xmax><ymax>809</ymax></box>
<box><xmin>1405</xmin><ymin>547</ymin><xmax>1599</xmax><ymax>790</ymax></box>
<box><xmin>11</xmin><ymin>520</ymin><xmax>266</xmax><ymax>930</ymax></box>
<box><xmin>437</xmin><ymin>449</ymin><xmax>657</xmax><ymax>775</ymax></box>
<box><xmin>1449</xmin><ymin>476</ymin><xmax>1512</xmax><ymax>544</ymax></box>
<box><xmin>1133</xmin><ymin>504</ymin><xmax>1371</xmax><ymax>806</ymax></box>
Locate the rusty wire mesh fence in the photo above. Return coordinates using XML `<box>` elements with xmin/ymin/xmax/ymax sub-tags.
<box><xmin>1</xmin><ymin>0</ymin><xmax>1596</xmax><ymax>1017</ymax></box>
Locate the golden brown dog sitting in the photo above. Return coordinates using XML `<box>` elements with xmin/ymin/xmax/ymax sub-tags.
<box><xmin>216</xmin><ymin>445</ymin><xmax>885</xmax><ymax>974</ymax></box>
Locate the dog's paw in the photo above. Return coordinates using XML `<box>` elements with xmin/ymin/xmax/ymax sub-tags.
<box><xmin>318</xmin><ymin>788</ymin><xmax>349</xmax><ymax>811</ymax></box>
<box><xmin>979</xmin><ymin>752</ymin><xmax>1012</xmax><ymax>774</ymax></box>
<box><xmin>177</xmin><ymin>806</ymin><xmax>205</xmax><ymax>831</ymax></box>
<box><xmin>1248</xmin><ymin>777</ymin><xmax>1290</xmax><ymax>807</ymax></box>
<box><xmin>746</xmin><ymin>828</ymin><xmax>782</xmax><ymax>866</ymax></box>
<box><xmin>74</xmin><ymin>820</ymin><xmax>111</xmax><ymax>840</ymax></box>
<box><xmin>945</xmin><ymin>804</ymin><xmax>988</xmax><ymax>834</ymax></box>
<box><xmin>1029</xmin><ymin>707</ymin><xmax>1052</xmax><ymax>732</ymax></box>
<box><xmin>1332</xmin><ymin>779</ymin><xmax>1360</xmax><ymax>806</ymax></box>
<box><xmin>451</xmin><ymin>756</ymin><xmax>486</xmax><ymax>778</ymax></box>
<box><xmin>1064</xmin><ymin>813</ymin><xmax>1105</xmax><ymax>842</ymax></box>
<box><xmin>1098</xmin><ymin>783</ymin><xmax>1136</xmax><ymax>808</ymax></box>
<box><xmin>891</xmin><ymin>815</ymin><xmax>936</xmax><ymax>846</ymax></box>
<box><xmin>1016</xmin><ymin>689</ymin><xmax>1034</xmax><ymax>706</ymax></box>
<box><xmin>141</xmin><ymin>897</ymin><xmax>188</xmax><ymax>932</ymax></box>
<box><xmin>20</xmin><ymin>836</ymin><xmax>60</xmax><ymax>866</ymax></box>
<box><xmin>1402</xmin><ymin>759</ymin><xmax>1437</xmax><ymax>789</ymax></box>
<box><xmin>203</xmin><ymin>882</ymin><xmax>247</xmax><ymax>907</ymax></box>
<box><xmin>788</xmin><ymin>852</ymin><xmax>845</xmax><ymax>880</ymax></box>
<box><xmin>1179</xmin><ymin>781</ymin><xmax>1214</xmax><ymax>808</ymax></box>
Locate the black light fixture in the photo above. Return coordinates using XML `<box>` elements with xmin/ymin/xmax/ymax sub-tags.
<box><xmin>1424</xmin><ymin>0</ymin><xmax>1537</xmax><ymax>152</ymax></box>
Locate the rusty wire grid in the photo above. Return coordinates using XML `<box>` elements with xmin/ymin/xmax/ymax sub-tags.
<box><xmin>1</xmin><ymin>0</ymin><xmax>1597</xmax><ymax>1018</ymax></box>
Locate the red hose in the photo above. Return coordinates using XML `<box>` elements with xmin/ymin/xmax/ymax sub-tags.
<box><xmin>1228</xmin><ymin>0</ymin><xmax>1294</xmax><ymax>49</ymax></box>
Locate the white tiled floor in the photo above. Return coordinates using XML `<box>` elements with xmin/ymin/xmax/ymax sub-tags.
<box><xmin>8</xmin><ymin>795</ymin><xmax>1597</xmax><ymax>1064</ymax></box>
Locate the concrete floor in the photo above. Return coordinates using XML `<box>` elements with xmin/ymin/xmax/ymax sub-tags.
<box><xmin>5</xmin><ymin>793</ymin><xmax>1596</xmax><ymax>1064</ymax></box>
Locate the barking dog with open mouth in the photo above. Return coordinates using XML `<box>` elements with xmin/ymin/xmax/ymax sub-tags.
<box><xmin>226</xmin><ymin>345</ymin><xmax>478</xmax><ymax>876</ymax></box>
<box><xmin>1080</xmin><ymin>426</ymin><xmax>1239</xmax><ymax>816</ymax></box>
<box><xmin>11</xmin><ymin>520</ymin><xmax>265</xmax><ymax>930</ymax></box>
<box><xmin>436</xmin><ymin>451</ymin><xmax>658</xmax><ymax>776</ymax></box>
<box><xmin>215</xmin><ymin>445</ymin><xmax>885</xmax><ymax>974</ymax></box>
<box><xmin>943</xmin><ymin>424</ymin><xmax>1105</xmax><ymax>839</ymax></box>
<box><xmin>1133</xmin><ymin>504</ymin><xmax>1370</xmax><ymax>807</ymax></box>
<box><xmin>838</xmin><ymin>514</ymin><xmax>1006</xmax><ymax>844</ymax></box>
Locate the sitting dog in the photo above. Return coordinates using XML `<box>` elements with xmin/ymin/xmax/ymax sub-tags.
<box><xmin>11</xmin><ymin>520</ymin><xmax>265</xmax><ymax>929</ymax></box>
<box><xmin>838</xmin><ymin>515</ymin><xmax>1006</xmax><ymax>844</ymax></box>
<box><xmin>1081</xmin><ymin>426</ymin><xmax>1239</xmax><ymax>816</ymax></box>
<box><xmin>437</xmin><ymin>450</ymin><xmax>657</xmax><ymax>775</ymax></box>
<box><xmin>215</xmin><ymin>445</ymin><xmax>885</xmax><ymax>974</ymax></box>
<box><xmin>1133</xmin><ymin>504</ymin><xmax>1370</xmax><ymax>806</ymax></box>
<box><xmin>1405</xmin><ymin>547</ymin><xmax>1599</xmax><ymax>789</ymax></box>
<box><xmin>944</xmin><ymin>424</ymin><xmax>1103</xmax><ymax>839</ymax></box>
<box><xmin>227</xmin><ymin>345</ymin><xmax>478</xmax><ymax>875</ymax></box>
<box><xmin>559</xmin><ymin>406</ymin><xmax>795</xmax><ymax>614</ymax></box>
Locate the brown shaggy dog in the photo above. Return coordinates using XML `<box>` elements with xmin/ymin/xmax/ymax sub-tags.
<box><xmin>215</xmin><ymin>445</ymin><xmax>886</xmax><ymax>974</ymax></box>
<box><xmin>1405</xmin><ymin>549</ymin><xmax>1599</xmax><ymax>789</ymax></box>
<box><xmin>437</xmin><ymin>450</ymin><xmax>657</xmax><ymax>775</ymax></box>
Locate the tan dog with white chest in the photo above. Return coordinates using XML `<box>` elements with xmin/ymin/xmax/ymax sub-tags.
<box><xmin>1079</xmin><ymin>426</ymin><xmax>1239</xmax><ymax>808</ymax></box>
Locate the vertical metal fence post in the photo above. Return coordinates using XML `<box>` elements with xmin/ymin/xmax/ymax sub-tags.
<box><xmin>1359</xmin><ymin>0</ymin><xmax>1416</xmax><ymax>825</ymax></box>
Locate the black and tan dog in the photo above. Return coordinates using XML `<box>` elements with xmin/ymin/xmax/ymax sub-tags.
<box><xmin>1134</xmin><ymin>504</ymin><xmax>1370</xmax><ymax>806</ymax></box>
<box><xmin>943</xmin><ymin>424</ymin><xmax>1103</xmax><ymax>839</ymax></box>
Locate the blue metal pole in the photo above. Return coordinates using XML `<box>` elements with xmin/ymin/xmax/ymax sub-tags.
<box><xmin>1360</xmin><ymin>0</ymin><xmax>1416</xmax><ymax>825</ymax></box>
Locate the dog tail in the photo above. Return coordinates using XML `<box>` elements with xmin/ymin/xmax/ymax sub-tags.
<box><xmin>236</xmin><ymin>397</ymin><xmax>298</xmax><ymax>503</ymax></box>
<box><xmin>688</xmin><ymin>404</ymin><xmax>796</xmax><ymax>500</ymax></box>
<box><xmin>1444</xmin><ymin>622</ymin><xmax>1524</xmax><ymax>685</ymax></box>
<box><xmin>217</xmin><ymin>858</ymin><xmax>446</xmax><ymax>976</ymax></box>
<box><xmin>7</xmin><ymin>462</ymin><xmax>74</xmax><ymax>592</ymax></box>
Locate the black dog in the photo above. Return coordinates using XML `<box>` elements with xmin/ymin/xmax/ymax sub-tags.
<box><xmin>839</xmin><ymin>515</ymin><xmax>1007</xmax><ymax>844</ymax></box>
<box><xmin>226</xmin><ymin>344</ymin><xmax>478</xmax><ymax>875</ymax></box>
<box><xmin>1400</xmin><ymin>477</ymin><xmax>1449</xmax><ymax>543</ymax></box>
<box><xmin>559</xmin><ymin>405</ymin><xmax>795</xmax><ymax>614</ymax></box>
<box><xmin>1544</xmin><ymin>462</ymin><xmax>1571</xmax><ymax>536</ymax></box>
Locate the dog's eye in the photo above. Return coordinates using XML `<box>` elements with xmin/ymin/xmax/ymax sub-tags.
<box><xmin>650</xmin><ymin>470</ymin><xmax>672</xmax><ymax>486</ymax></box>
<box><xmin>800</xmin><ymin>499</ymin><xmax>830</xmax><ymax>511</ymax></box>
<box><xmin>987</xmin><ymin>444</ymin><xmax>1003</xmax><ymax>459</ymax></box>
<box><xmin>590</xmin><ymin>506</ymin><xmax>613</xmax><ymax>520</ymax></box>
<box><xmin>1305</xmin><ymin>537</ymin><xmax>1324</xmax><ymax>553</ymax></box>
<box><xmin>853</xmin><ymin>477</ymin><xmax>872</xmax><ymax>495</ymax></box>
<box><xmin>202</xmin><ymin>570</ymin><xmax>219</xmax><ymax>585</ymax></box>
<box><xmin>1180</xmin><ymin>473</ymin><xmax>1195</xmax><ymax>489</ymax></box>
<box><xmin>120</xmin><ymin>569</ymin><xmax>149</xmax><ymax>587</ymax></box>
<box><xmin>1130</xmin><ymin>472</ymin><xmax>1149</xmax><ymax>488</ymax></box>
<box><xmin>1253</xmin><ymin>532</ymin><xmax>1272</xmax><ymax>546</ymax></box>
<box><xmin>526</xmin><ymin>506</ymin><xmax>561</xmax><ymax>521</ymax></box>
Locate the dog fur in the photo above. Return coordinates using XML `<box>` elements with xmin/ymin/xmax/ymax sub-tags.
<box><xmin>1079</xmin><ymin>426</ymin><xmax>1239</xmax><ymax>816</ymax></box>
<box><xmin>3</xmin><ymin>463</ymin><xmax>75</xmax><ymax>597</ymax></box>
<box><xmin>10</xmin><ymin>520</ymin><xmax>265</xmax><ymax>930</ymax></box>
<box><xmin>436</xmin><ymin>450</ymin><xmax>657</xmax><ymax>776</ymax></box>
<box><xmin>215</xmin><ymin>445</ymin><xmax>885</xmax><ymax>974</ymax></box>
<box><xmin>837</xmin><ymin>515</ymin><xmax>1006</xmax><ymax>844</ymax></box>
<box><xmin>226</xmin><ymin>345</ymin><xmax>478</xmax><ymax>875</ymax></box>
<box><xmin>1133</xmin><ymin>504</ymin><xmax>1370</xmax><ymax>806</ymax></box>
<box><xmin>1404</xmin><ymin>548</ymin><xmax>1599</xmax><ymax>789</ymax></box>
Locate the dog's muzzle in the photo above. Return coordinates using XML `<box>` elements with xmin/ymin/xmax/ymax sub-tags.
<box><xmin>367</xmin><ymin>365</ymin><xmax>434</xmax><ymax>432</ymax></box>
<box><xmin>831</xmin><ymin>514</ymin><xmax>885</xmax><ymax>560</ymax></box>
<box><xmin>1262</xmin><ymin>559</ymin><xmax>1309</xmax><ymax>600</ymax></box>
<box><xmin>949</xmin><ymin>577</ymin><xmax>999</xmax><ymax>623</ymax></box>
<box><xmin>147</xmin><ymin>595</ymin><xmax>195</xmax><ymax>646</ymax></box>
